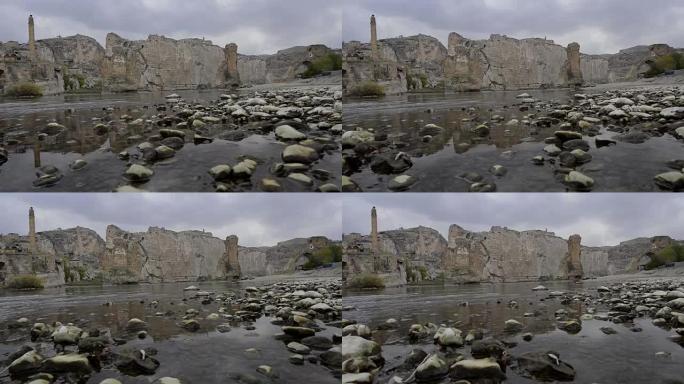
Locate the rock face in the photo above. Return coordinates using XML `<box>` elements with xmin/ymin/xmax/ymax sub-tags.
<box><xmin>2</xmin><ymin>27</ymin><xmax>336</xmax><ymax>94</ymax></box>
<box><xmin>343</xmin><ymin>26</ymin><xmax>681</xmax><ymax>94</ymax></box>
<box><xmin>102</xmin><ymin>33</ymin><xmax>228</xmax><ymax>91</ymax></box>
<box><xmin>102</xmin><ymin>225</ymin><xmax>229</xmax><ymax>283</ymax></box>
<box><xmin>1</xmin><ymin>223</ymin><xmax>334</xmax><ymax>287</ymax></box>
<box><xmin>239</xmin><ymin>237</ymin><xmax>334</xmax><ymax>276</ymax></box>
<box><xmin>238</xmin><ymin>45</ymin><xmax>339</xmax><ymax>85</ymax></box>
<box><xmin>343</xmin><ymin>223</ymin><xmax>681</xmax><ymax>286</ymax></box>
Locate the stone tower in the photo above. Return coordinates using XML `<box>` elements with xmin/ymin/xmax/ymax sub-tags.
<box><xmin>370</xmin><ymin>14</ymin><xmax>378</xmax><ymax>58</ymax></box>
<box><xmin>225</xmin><ymin>235</ymin><xmax>240</xmax><ymax>278</ymax></box>
<box><xmin>28</xmin><ymin>207</ymin><xmax>36</xmax><ymax>253</ymax></box>
<box><xmin>566</xmin><ymin>42</ymin><xmax>583</xmax><ymax>86</ymax></box>
<box><xmin>225</xmin><ymin>43</ymin><xmax>239</xmax><ymax>85</ymax></box>
<box><xmin>567</xmin><ymin>234</ymin><xmax>583</xmax><ymax>279</ymax></box>
<box><xmin>371</xmin><ymin>206</ymin><xmax>379</xmax><ymax>255</ymax></box>
<box><xmin>28</xmin><ymin>15</ymin><xmax>36</xmax><ymax>58</ymax></box>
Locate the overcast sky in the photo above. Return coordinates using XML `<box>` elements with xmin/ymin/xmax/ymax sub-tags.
<box><xmin>343</xmin><ymin>0</ymin><xmax>684</xmax><ymax>54</ymax></box>
<box><xmin>0</xmin><ymin>194</ymin><xmax>341</xmax><ymax>247</ymax></box>
<box><xmin>0</xmin><ymin>0</ymin><xmax>341</xmax><ymax>55</ymax></box>
<box><xmin>343</xmin><ymin>194</ymin><xmax>684</xmax><ymax>247</ymax></box>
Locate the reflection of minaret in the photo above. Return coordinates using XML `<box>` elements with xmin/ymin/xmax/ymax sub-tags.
<box><xmin>29</xmin><ymin>207</ymin><xmax>36</xmax><ymax>254</ymax></box>
<box><xmin>370</xmin><ymin>14</ymin><xmax>378</xmax><ymax>59</ymax></box>
<box><xmin>28</xmin><ymin>15</ymin><xmax>36</xmax><ymax>58</ymax></box>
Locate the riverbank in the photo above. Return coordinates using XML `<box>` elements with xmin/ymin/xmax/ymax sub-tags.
<box><xmin>342</xmin><ymin>275</ymin><xmax>684</xmax><ymax>383</ymax></box>
<box><xmin>342</xmin><ymin>79</ymin><xmax>684</xmax><ymax>192</ymax></box>
<box><xmin>0</xmin><ymin>278</ymin><xmax>342</xmax><ymax>383</ymax></box>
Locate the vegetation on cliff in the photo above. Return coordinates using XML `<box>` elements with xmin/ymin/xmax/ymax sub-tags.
<box><xmin>645</xmin><ymin>244</ymin><xmax>684</xmax><ymax>269</ymax></box>
<box><xmin>347</xmin><ymin>81</ymin><xmax>385</xmax><ymax>97</ymax></box>
<box><xmin>5</xmin><ymin>82</ymin><xmax>43</xmax><ymax>97</ymax></box>
<box><xmin>347</xmin><ymin>273</ymin><xmax>385</xmax><ymax>289</ymax></box>
<box><xmin>302</xmin><ymin>245</ymin><xmax>342</xmax><ymax>270</ymax></box>
<box><xmin>6</xmin><ymin>275</ymin><xmax>44</xmax><ymax>289</ymax></box>
<box><xmin>301</xmin><ymin>53</ymin><xmax>342</xmax><ymax>78</ymax></box>
<box><xmin>644</xmin><ymin>52</ymin><xmax>684</xmax><ymax>77</ymax></box>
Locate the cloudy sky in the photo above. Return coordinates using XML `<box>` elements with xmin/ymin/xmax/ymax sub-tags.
<box><xmin>0</xmin><ymin>0</ymin><xmax>341</xmax><ymax>54</ymax></box>
<box><xmin>343</xmin><ymin>194</ymin><xmax>684</xmax><ymax>247</ymax></box>
<box><xmin>343</xmin><ymin>0</ymin><xmax>684</xmax><ymax>54</ymax></box>
<box><xmin>0</xmin><ymin>194</ymin><xmax>341</xmax><ymax>247</ymax></box>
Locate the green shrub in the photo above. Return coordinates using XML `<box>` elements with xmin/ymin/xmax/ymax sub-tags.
<box><xmin>6</xmin><ymin>275</ymin><xmax>44</xmax><ymax>289</ymax></box>
<box><xmin>348</xmin><ymin>81</ymin><xmax>385</xmax><ymax>97</ymax></box>
<box><xmin>302</xmin><ymin>245</ymin><xmax>343</xmax><ymax>270</ymax></box>
<box><xmin>301</xmin><ymin>53</ymin><xmax>342</xmax><ymax>78</ymax></box>
<box><xmin>6</xmin><ymin>82</ymin><xmax>43</xmax><ymax>97</ymax></box>
<box><xmin>644</xmin><ymin>53</ymin><xmax>684</xmax><ymax>78</ymax></box>
<box><xmin>347</xmin><ymin>273</ymin><xmax>385</xmax><ymax>289</ymax></box>
<box><xmin>644</xmin><ymin>244</ymin><xmax>684</xmax><ymax>269</ymax></box>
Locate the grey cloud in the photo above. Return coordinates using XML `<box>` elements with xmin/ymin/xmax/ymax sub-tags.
<box><xmin>0</xmin><ymin>193</ymin><xmax>341</xmax><ymax>247</ymax></box>
<box><xmin>342</xmin><ymin>194</ymin><xmax>684</xmax><ymax>247</ymax></box>
<box><xmin>343</xmin><ymin>0</ymin><xmax>684</xmax><ymax>54</ymax></box>
<box><xmin>0</xmin><ymin>0</ymin><xmax>341</xmax><ymax>54</ymax></box>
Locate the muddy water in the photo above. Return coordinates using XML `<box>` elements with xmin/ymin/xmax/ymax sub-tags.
<box><xmin>343</xmin><ymin>90</ymin><xmax>684</xmax><ymax>192</ymax></box>
<box><xmin>0</xmin><ymin>90</ymin><xmax>340</xmax><ymax>192</ymax></box>
<box><xmin>343</xmin><ymin>279</ymin><xmax>684</xmax><ymax>383</ymax></box>
<box><xmin>0</xmin><ymin>279</ymin><xmax>340</xmax><ymax>384</ymax></box>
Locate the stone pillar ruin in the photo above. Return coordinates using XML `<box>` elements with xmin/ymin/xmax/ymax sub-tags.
<box><xmin>28</xmin><ymin>15</ymin><xmax>36</xmax><ymax>58</ymax></box>
<box><xmin>225</xmin><ymin>43</ymin><xmax>239</xmax><ymax>85</ymax></box>
<box><xmin>28</xmin><ymin>207</ymin><xmax>36</xmax><ymax>254</ymax></box>
<box><xmin>566</xmin><ymin>42</ymin><xmax>583</xmax><ymax>86</ymax></box>
<box><xmin>370</xmin><ymin>14</ymin><xmax>378</xmax><ymax>59</ymax></box>
<box><xmin>567</xmin><ymin>234</ymin><xmax>583</xmax><ymax>279</ymax></box>
<box><xmin>225</xmin><ymin>235</ymin><xmax>240</xmax><ymax>278</ymax></box>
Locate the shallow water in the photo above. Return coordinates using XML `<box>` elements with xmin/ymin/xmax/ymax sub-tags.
<box><xmin>0</xmin><ymin>278</ymin><xmax>340</xmax><ymax>383</ymax></box>
<box><xmin>343</xmin><ymin>90</ymin><xmax>684</xmax><ymax>192</ymax></box>
<box><xmin>0</xmin><ymin>90</ymin><xmax>340</xmax><ymax>192</ymax></box>
<box><xmin>343</xmin><ymin>279</ymin><xmax>684</xmax><ymax>383</ymax></box>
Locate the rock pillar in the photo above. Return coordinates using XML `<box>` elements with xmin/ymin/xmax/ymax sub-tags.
<box><xmin>28</xmin><ymin>207</ymin><xmax>36</xmax><ymax>254</ymax></box>
<box><xmin>225</xmin><ymin>235</ymin><xmax>240</xmax><ymax>278</ymax></box>
<box><xmin>447</xmin><ymin>32</ymin><xmax>465</xmax><ymax>56</ymax></box>
<box><xmin>567</xmin><ymin>234</ymin><xmax>583</xmax><ymax>279</ymax></box>
<box><xmin>28</xmin><ymin>15</ymin><xmax>36</xmax><ymax>58</ymax></box>
<box><xmin>566</xmin><ymin>42</ymin><xmax>583</xmax><ymax>86</ymax></box>
<box><xmin>370</xmin><ymin>14</ymin><xmax>378</xmax><ymax>59</ymax></box>
<box><xmin>225</xmin><ymin>43</ymin><xmax>239</xmax><ymax>85</ymax></box>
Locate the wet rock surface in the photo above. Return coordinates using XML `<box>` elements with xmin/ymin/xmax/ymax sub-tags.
<box><xmin>342</xmin><ymin>277</ymin><xmax>684</xmax><ymax>383</ymax></box>
<box><xmin>0</xmin><ymin>278</ymin><xmax>341</xmax><ymax>383</ymax></box>
<box><xmin>0</xmin><ymin>87</ymin><xmax>341</xmax><ymax>192</ymax></box>
<box><xmin>344</xmin><ymin>85</ymin><xmax>684</xmax><ymax>192</ymax></box>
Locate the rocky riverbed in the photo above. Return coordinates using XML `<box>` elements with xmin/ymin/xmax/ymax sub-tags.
<box><xmin>0</xmin><ymin>86</ymin><xmax>341</xmax><ymax>192</ymax></box>
<box><xmin>341</xmin><ymin>278</ymin><xmax>684</xmax><ymax>383</ymax></box>
<box><xmin>0</xmin><ymin>278</ymin><xmax>342</xmax><ymax>383</ymax></box>
<box><xmin>342</xmin><ymin>84</ymin><xmax>684</xmax><ymax>192</ymax></box>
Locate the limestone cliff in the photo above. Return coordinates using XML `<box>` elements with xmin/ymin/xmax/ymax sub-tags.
<box><xmin>239</xmin><ymin>236</ymin><xmax>334</xmax><ymax>276</ymax></box>
<box><xmin>343</xmin><ymin>223</ymin><xmax>680</xmax><ymax>286</ymax></box>
<box><xmin>238</xmin><ymin>45</ymin><xmax>339</xmax><ymax>85</ymax></box>
<box><xmin>38</xmin><ymin>227</ymin><xmax>105</xmax><ymax>282</ymax></box>
<box><xmin>102</xmin><ymin>33</ymin><xmax>228</xmax><ymax>91</ymax></box>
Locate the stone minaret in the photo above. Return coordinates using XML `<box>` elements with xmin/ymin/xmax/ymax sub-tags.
<box><xmin>225</xmin><ymin>235</ymin><xmax>240</xmax><ymax>278</ymax></box>
<box><xmin>28</xmin><ymin>15</ymin><xmax>36</xmax><ymax>58</ymax></box>
<box><xmin>371</xmin><ymin>206</ymin><xmax>378</xmax><ymax>255</ymax></box>
<box><xmin>225</xmin><ymin>43</ymin><xmax>239</xmax><ymax>84</ymax></box>
<box><xmin>370</xmin><ymin>14</ymin><xmax>378</xmax><ymax>58</ymax></box>
<box><xmin>566</xmin><ymin>42</ymin><xmax>583</xmax><ymax>86</ymax></box>
<box><xmin>567</xmin><ymin>234</ymin><xmax>583</xmax><ymax>279</ymax></box>
<box><xmin>28</xmin><ymin>207</ymin><xmax>36</xmax><ymax>254</ymax></box>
